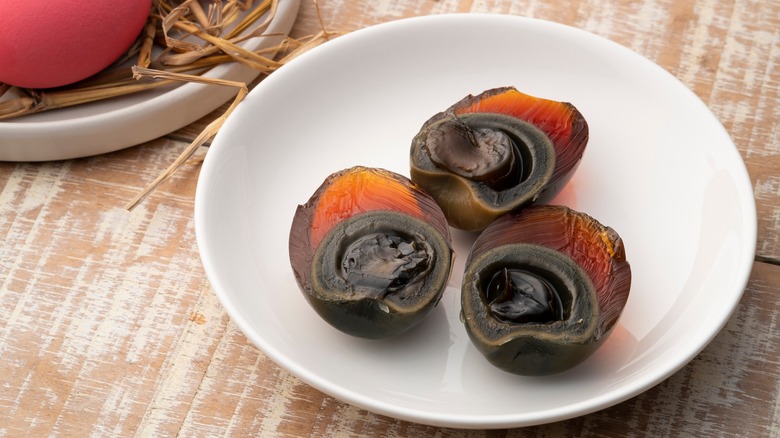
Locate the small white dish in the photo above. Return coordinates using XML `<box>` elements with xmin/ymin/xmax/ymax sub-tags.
<box><xmin>0</xmin><ymin>0</ymin><xmax>300</xmax><ymax>162</ymax></box>
<box><xmin>195</xmin><ymin>14</ymin><xmax>756</xmax><ymax>428</ymax></box>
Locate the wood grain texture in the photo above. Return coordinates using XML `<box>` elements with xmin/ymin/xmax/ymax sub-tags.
<box><xmin>1</xmin><ymin>0</ymin><xmax>779</xmax><ymax>436</ymax></box>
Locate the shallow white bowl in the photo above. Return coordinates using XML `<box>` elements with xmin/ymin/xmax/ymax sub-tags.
<box><xmin>195</xmin><ymin>14</ymin><xmax>756</xmax><ymax>428</ymax></box>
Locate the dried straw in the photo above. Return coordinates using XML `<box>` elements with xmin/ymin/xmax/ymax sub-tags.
<box><xmin>123</xmin><ymin>67</ymin><xmax>248</xmax><ymax>211</ymax></box>
<box><xmin>123</xmin><ymin>0</ymin><xmax>338</xmax><ymax>210</ymax></box>
<box><xmin>0</xmin><ymin>0</ymin><xmax>294</xmax><ymax>120</ymax></box>
<box><xmin>0</xmin><ymin>0</ymin><xmax>338</xmax><ymax>208</ymax></box>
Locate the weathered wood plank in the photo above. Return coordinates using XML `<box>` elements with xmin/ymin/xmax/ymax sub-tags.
<box><xmin>0</xmin><ymin>138</ymin><xmax>777</xmax><ymax>437</ymax></box>
<box><xmin>0</xmin><ymin>141</ymin><xmax>210</xmax><ymax>436</ymax></box>
<box><xmin>2</xmin><ymin>0</ymin><xmax>778</xmax><ymax>436</ymax></box>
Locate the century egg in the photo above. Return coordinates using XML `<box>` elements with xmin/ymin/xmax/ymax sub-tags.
<box><xmin>289</xmin><ymin>166</ymin><xmax>454</xmax><ymax>339</ymax></box>
<box><xmin>460</xmin><ymin>205</ymin><xmax>631</xmax><ymax>376</ymax></box>
<box><xmin>410</xmin><ymin>86</ymin><xmax>589</xmax><ymax>231</ymax></box>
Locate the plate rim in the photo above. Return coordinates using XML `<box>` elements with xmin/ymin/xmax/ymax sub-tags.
<box><xmin>0</xmin><ymin>0</ymin><xmax>301</xmax><ymax>162</ymax></box>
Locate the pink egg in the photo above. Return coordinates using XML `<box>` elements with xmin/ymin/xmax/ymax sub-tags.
<box><xmin>0</xmin><ymin>0</ymin><xmax>151</xmax><ymax>89</ymax></box>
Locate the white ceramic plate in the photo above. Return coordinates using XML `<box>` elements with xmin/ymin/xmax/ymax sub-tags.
<box><xmin>0</xmin><ymin>0</ymin><xmax>300</xmax><ymax>162</ymax></box>
<box><xmin>195</xmin><ymin>14</ymin><xmax>757</xmax><ymax>428</ymax></box>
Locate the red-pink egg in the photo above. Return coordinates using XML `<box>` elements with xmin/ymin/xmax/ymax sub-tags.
<box><xmin>0</xmin><ymin>0</ymin><xmax>151</xmax><ymax>89</ymax></box>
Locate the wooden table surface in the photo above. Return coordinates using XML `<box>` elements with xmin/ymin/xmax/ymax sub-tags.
<box><xmin>2</xmin><ymin>0</ymin><xmax>779</xmax><ymax>436</ymax></box>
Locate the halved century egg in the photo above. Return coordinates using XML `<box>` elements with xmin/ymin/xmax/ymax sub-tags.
<box><xmin>289</xmin><ymin>166</ymin><xmax>454</xmax><ymax>339</ymax></box>
<box><xmin>461</xmin><ymin>205</ymin><xmax>631</xmax><ymax>375</ymax></box>
<box><xmin>410</xmin><ymin>87</ymin><xmax>589</xmax><ymax>231</ymax></box>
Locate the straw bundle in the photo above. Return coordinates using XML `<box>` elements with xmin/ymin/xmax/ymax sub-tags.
<box><xmin>0</xmin><ymin>0</ymin><xmax>336</xmax><ymax>208</ymax></box>
<box><xmin>0</xmin><ymin>0</ymin><xmax>331</xmax><ymax>120</ymax></box>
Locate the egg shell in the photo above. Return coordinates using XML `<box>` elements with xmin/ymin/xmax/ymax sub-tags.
<box><xmin>0</xmin><ymin>0</ymin><xmax>151</xmax><ymax>89</ymax></box>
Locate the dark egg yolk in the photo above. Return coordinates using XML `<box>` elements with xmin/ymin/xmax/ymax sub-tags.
<box><xmin>340</xmin><ymin>231</ymin><xmax>433</xmax><ymax>296</ymax></box>
<box><xmin>425</xmin><ymin>120</ymin><xmax>524</xmax><ymax>191</ymax></box>
<box><xmin>484</xmin><ymin>267</ymin><xmax>564</xmax><ymax>324</ymax></box>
